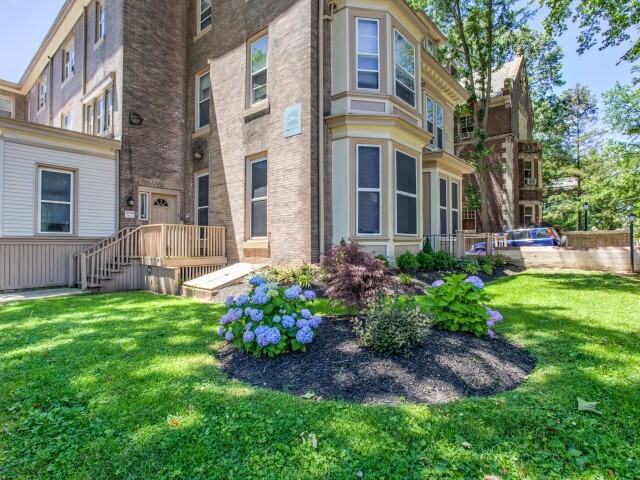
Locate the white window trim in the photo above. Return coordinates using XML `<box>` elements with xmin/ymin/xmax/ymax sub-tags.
<box><xmin>0</xmin><ymin>95</ymin><xmax>15</xmax><ymax>119</ymax></box>
<box><xmin>139</xmin><ymin>191</ymin><xmax>149</xmax><ymax>221</ymax></box>
<box><xmin>451</xmin><ymin>180</ymin><xmax>460</xmax><ymax>234</ymax></box>
<box><xmin>198</xmin><ymin>0</ymin><xmax>212</xmax><ymax>33</ymax></box>
<box><xmin>96</xmin><ymin>94</ymin><xmax>105</xmax><ymax>134</ymax></box>
<box><xmin>524</xmin><ymin>160</ymin><xmax>533</xmax><ymax>179</ymax></box>
<box><xmin>436</xmin><ymin>102</ymin><xmax>444</xmax><ymax>150</ymax></box>
<box><xmin>105</xmin><ymin>89</ymin><xmax>113</xmax><ymax>130</ymax></box>
<box><xmin>38</xmin><ymin>81</ymin><xmax>47</xmax><ymax>111</ymax></box>
<box><xmin>524</xmin><ymin>205</ymin><xmax>535</xmax><ymax>224</ymax></box>
<box><xmin>355</xmin><ymin>18</ymin><xmax>380</xmax><ymax>92</ymax></box>
<box><xmin>393</xmin><ymin>29</ymin><xmax>416</xmax><ymax>109</ymax></box>
<box><xmin>355</xmin><ymin>144</ymin><xmax>382</xmax><ymax>236</ymax></box>
<box><xmin>439</xmin><ymin>176</ymin><xmax>448</xmax><ymax>235</ymax></box>
<box><xmin>425</xmin><ymin>95</ymin><xmax>434</xmax><ymax>145</ymax></box>
<box><xmin>195</xmin><ymin>172</ymin><xmax>209</xmax><ymax>226</ymax></box>
<box><xmin>394</xmin><ymin>149</ymin><xmax>418</xmax><ymax>236</ymax></box>
<box><xmin>196</xmin><ymin>71</ymin><xmax>210</xmax><ymax>130</ymax></box>
<box><xmin>96</xmin><ymin>0</ymin><xmax>105</xmax><ymax>43</ymax></box>
<box><xmin>61</xmin><ymin>109</ymin><xmax>73</xmax><ymax>130</ymax></box>
<box><xmin>85</xmin><ymin>103</ymin><xmax>94</xmax><ymax>135</ymax></box>
<box><xmin>37</xmin><ymin>167</ymin><xmax>75</xmax><ymax>235</ymax></box>
<box><xmin>250</xmin><ymin>34</ymin><xmax>268</xmax><ymax>106</ymax></box>
<box><xmin>62</xmin><ymin>41</ymin><xmax>75</xmax><ymax>82</ymax></box>
<box><xmin>249</xmin><ymin>157</ymin><xmax>268</xmax><ymax>239</ymax></box>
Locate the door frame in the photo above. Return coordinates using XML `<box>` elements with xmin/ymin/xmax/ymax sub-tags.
<box><xmin>138</xmin><ymin>186</ymin><xmax>182</xmax><ymax>224</ymax></box>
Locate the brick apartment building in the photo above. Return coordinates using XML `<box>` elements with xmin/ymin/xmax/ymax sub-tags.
<box><xmin>0</xmin><ymin>0</ymin><xmax>474</xmax><ymax>266</ymax></box>
<box><xmin>455</xmin><ymin>49</ymin><xmax>543</xmax><ymax>233</ymax></box>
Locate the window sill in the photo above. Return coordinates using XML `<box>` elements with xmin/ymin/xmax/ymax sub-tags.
<box><xmin>192</xmin><ymin>125</ymin><xmax>210</xmax><ymax>139</ymax></box>
<box><xmin>193</xmin><ymin>25</ymin><xmax>212</xmax><ymax>43</ymax></box>
<box><xmin>243</xmin><ymin>100</ymin><xmax>270</xmax><ymax>122</ymax></box>
<box><xmin>61</xmin><ymin>74</ymin><xmax>74</xmax><ymax>89</ymax></box>
<box><xmin>93</xmin><ymin>37</ymin><xmax>104</xmax><ymax>51</ymax></box>
<box><xmin>243</xmin><ymin>239</ymin><xmax>269</xmax><ymax>250</ymax></box>
<box><xmin>349</xmin><ymin>235</ymin><xmax>390</xmax><ymax>242</ymax></box>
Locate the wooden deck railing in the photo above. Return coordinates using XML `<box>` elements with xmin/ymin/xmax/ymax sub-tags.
<box><xmin>73</xmin><ymin>224</ymin><xmax>226</xmax><ymax>290</ymax></box>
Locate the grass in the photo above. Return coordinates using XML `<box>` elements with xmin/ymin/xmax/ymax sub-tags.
<box><xmin>0</xmin><ymin>271</ymin><xmax>639</xmax><ymax>479</ymax></box>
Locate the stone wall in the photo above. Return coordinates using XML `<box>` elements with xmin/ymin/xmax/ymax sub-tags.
<box><xmin>566</xmin><ymin>230</ymin><xmax>631</xmax><ymax>248</ymax></box>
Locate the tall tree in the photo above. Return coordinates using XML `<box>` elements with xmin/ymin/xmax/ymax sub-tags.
<box><xmin>602</xmin><ymin>83</ymin><xmax>640</xmax><ymax>140</ymax></box>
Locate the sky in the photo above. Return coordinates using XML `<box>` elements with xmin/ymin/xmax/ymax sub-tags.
<box><xmin>0</xmin><ymin>0</ymin><xmax>635</xmax><ymax>101</ymax></box>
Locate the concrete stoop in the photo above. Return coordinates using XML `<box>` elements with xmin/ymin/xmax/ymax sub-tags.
<box><xmin>181</xmin><ymin>262</ymin><xmax>264</xmax><ymax>299</ymax></box>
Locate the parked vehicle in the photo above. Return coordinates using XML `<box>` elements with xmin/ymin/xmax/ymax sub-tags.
<box><xmin>468</xmin><ymin>227</ymin><xmax>563</xmax><ymax>254</ymax></box>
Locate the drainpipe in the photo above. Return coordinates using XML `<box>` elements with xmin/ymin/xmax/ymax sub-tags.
<box><xmin>82</xmin><ymin>5</ymin><xmax>88</xmax><ymax>96</ymax></box>
<box><xmin>116</xmin><ymin>150</ymin><xmax>121</xmax><ymax>231</ymax></box>
<box><xmin>47</xmin><ymin>56</ymin><xmax>53</xmax><ymax>126</ymax></box>
<box><xmin>318</xmin><ymin>0</ymin><xmax>334</xmax><ymax>259</ymax></box>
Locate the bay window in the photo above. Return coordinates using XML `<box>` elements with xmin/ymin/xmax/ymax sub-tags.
<box><xmin>356</xmin><ymin>145</ymin><xmax>381</xmax><ymax>235</ymax></box>
<box><xmin>250</xmin><ymin>34</ymin><xmax>268</xmax><ymax>105</ymax></box>
<box><xmin>395</xmin><ymin>151</ymin><xmax>417</xmax><ymax>235</ymax></box>
<box><xmin>394</xmin><ymin>29</ymin><xmax>415</xmax><ymax>107</ymax></box>
<box><xmin>436</xmin><ymin>103</ymin><xmax>444</xmax><ymax>149</ymax></box>
<box><xmin>250</xmin><ymin>158</ymin><xmax>268</xmax><ymax>238</ymax></box>
<box><xmin>356</xmin><ymin>18</ymin><xmax>379</xmax><ymax>90</ymax></box>
<box><xmin>451</xmin><ymin>181</ymin><xmax>459</xmax><ymax>233</ymax></box>
<box><xmin>439</xmin><ymin>177</ymin><xmax>448</xmax><ymax>235</ymax></box>
<box><xmin>38</xmin><ymin>168</ymin><xmax>74</xmax><ymax>234</ymax></box>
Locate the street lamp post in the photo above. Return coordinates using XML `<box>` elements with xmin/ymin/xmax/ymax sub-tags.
<box><xmin>583</xmin><ymin>203</ymin><xmax>589</xmax><ymax>231</ymax></box>
<box><xmin>630</xmin><ymin>213</ymin><xmax>637</xmax><ymax>274</ymax></box>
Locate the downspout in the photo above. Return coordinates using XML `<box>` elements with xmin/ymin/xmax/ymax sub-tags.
<box><xmin>115</xmin><ymin>150</ymin><xmax>121</xmax><ymax>231</ymax></box>
<box><xmin>47</xmin><ymin>56</ymin><xmax>53</xmax><ymax>126</ymax></box>
<box><xmin>318</xmin><ymin>0</ymin><xmax>334</xmax><ymax>258</ymax></box>
<box><xmin>82</xmin><ymin>5</ymin><xmax>88</xmax><ymax>96</ymax></box>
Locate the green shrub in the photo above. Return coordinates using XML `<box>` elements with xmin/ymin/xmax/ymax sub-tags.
<box><xmin>456</xmin><ymin>257</ymin><xmax>481</xmax><ymax>275</ymax></box>
<box><xmin>432</xmin><ymin>250</ymin><xmax>455</xmax><ymax>270</ymax></box>
<box><xmin>416</xmin><ymin>251</ymin><xmax>435</xmax><ymax>271</ymax></box>
<box><xmin>481</xmin><ymin>262</ymin><xmax>494</xmax><ymax>275</ymax></box>
<box><xmin>374</xmin><ymin>254</ymin><xmax>390</xmax><ymax>268</ymax></box>
<box><xmin>261</xmin><ymin>264</ymin><xmax>318</xmax><ymax>289</ymax></box>
<box><xmin>398</xmin><ymin>273</ymin><xmax>414</xmax><ymax>286</ymax></box>
<box><xmin>396</xmin><ymin>251</ymin><xmax>420</xmax><ymax>274</ymax></box>
<box><xmin>424</xmin><ymin>274</ymin><xmax>491</xmax><ymax>336</ymax></box>
<box><xmin>355</xmin><ymin>294</ymin><xmax>429</xmax><ymax>356</ymax></box>
<box><xmin>477</xmin><ymin>254</ymin><xmax>511</xmax><ymax>268</ymax></box>
<box><xmin>422</xmin><ymin>240</ymin><xmax>434</xmax><ymax>254</ymax></box>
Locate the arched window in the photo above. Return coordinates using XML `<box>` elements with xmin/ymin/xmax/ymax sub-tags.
<box><xmin>154</xmin><ymin>198</ymin><xmax>169</xmax><ymax>207</ymax></box>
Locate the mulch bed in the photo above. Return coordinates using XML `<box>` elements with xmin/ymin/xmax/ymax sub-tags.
<box><xmin>216</xmin><ymin>316</ymin><xmax>535</xmax><ymax>405</ymax></box>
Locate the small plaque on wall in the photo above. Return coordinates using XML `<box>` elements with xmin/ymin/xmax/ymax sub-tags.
<box><xmin>124</xmin><ymin>211</ymin><xmax>136</xmax><ymax>219</ymax></box>
<box><xmin>284</xmin><ymin>103</ymin><xmax>302</xmax><ymax>138</ymax></box>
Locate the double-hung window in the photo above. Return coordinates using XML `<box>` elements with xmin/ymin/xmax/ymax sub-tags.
<box><xmin>96</xmin><ymin>94</ymin><xmax>105</xmax><ymax>134</ymax></box>
<box><xmin>96</xmin><ymin>0</ymin><xmax>105</xmax><ymax>42</ymax></box>
<box><xmin>425</xmin><ymin>96</ymin><xmax>434</xmax><ymax>138</ymax></box>
<box><xmin>38</xmin><ymin>168</ymin><xmax>74</xmax><ymax>234</ymax></box>
<box><xmin>524</xmin><ymin>160</ymin><xmax>533</xmax><ymax>181</ymax></box>
<box><xmin>395</xmin><ymin>151</ymin><xmax>417</xmax><ymax>235</ymax></box>
<box><xmin>62</xmin><ymin>42</ymin><xmax>75</xmax><ymax>82</ymax></box>
<box><xmin>105</xmin><ymin>89</ymin><xmax>113</xmax><ymax>130</ymax></box>
<box><xmin>250</xmin><ymin>158</ymin><xmax>268</xmax><ymax>238</ymax></box>
<box><xmin>356</xmin><ymin>19</ymin><xmax>379</xmax><ymax>90</ymax></box>
<box><xmin>197</xmin><ymin>72</ymin><xmax>211</xmax><ymax>129</ymax></box>
<box><xmin>439</xmin><ymin>177</ymin><xmax>448</xmax><ymax>235</ymax></box>
<box><xmin>356</xmin><ymin>145</ymin><xmax>381</xmax><ymax>235</ymax></box>
<box><xmin>426</xmin><ymin>97</ymin><xmax>444</xmax><ymax>150</ymax></box>
<box><xmin>451</xmin><ymin>181</ymin><xmax>459</xmax><ymax>233</ymax></box>
<box><xmin>38</xmin><ymin>81</ymin><xmax>47</xmax><ymax>110</ymax></box>
<box><xmin>196</xmin><ymin>172</ymin><xmax>210</xmax><ymax>226</ymax></box>
<box><xmin>250</xmin><ymin>34</ymin><xmax>268</xmax><ymax>105</ymax></box>
<box><xmin>0</xmin><ymin>96</ymin><xmax>14</xmax><ymax>118</ymax></box>
<box><xmin>85</xmin><ymin>103</ymin><xmax>94</xmax><ymax>134</ymax></box>
<box><xmin>394</xmin><ymin>29</ymin><xmax>415</xmax><ymax>107</ymax></box>
<box><xmin>524</xmin><ymin>205</ymin><xmax>534</xmax><ymax>225</ymax></box>
<box><xmin>199</xmin><ymin>0</ymin><xmax>212</xmax><ymax>32</ymax></box>
<box><xmin>459</xmin><ymin>114</ymin><xmax>473</xmax><ymax>138</ymax></box>
<box><xmin>436</xmin><ymin>103</ymin><xmax>444</xmax><ymax>149</ymax></box>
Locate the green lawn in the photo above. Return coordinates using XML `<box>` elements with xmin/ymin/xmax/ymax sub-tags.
<box><xmin>1</xmin><ymin>272</ymin><xmax>639</xmax><ymax>479</ymax></box>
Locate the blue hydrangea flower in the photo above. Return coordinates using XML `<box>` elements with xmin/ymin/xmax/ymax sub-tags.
<box><xmin>490</xmin><ymin>309</ymin><xmax>503</xmax><ymax>323</ymax></box>
<box><xmin>250</xmin><ymin>309</ymin><xmax>264</xmax><ymax>322</ymax></box>
<box><xmin>465</xmin><ymin>276</ymin><xmax>485</xmax><ymax>289</ymax></box>
<box><xmin>284</xmin><ymin>285</ymin><xmax>303</xmax><ymax>300</ymax></box>
<box><xmin>235</xmin><ymin>294</ymin><xmax>250</xmax><ymax>307</ymax></box>
<box><xmin>296</xmin><ymin>326</ymin><xmax>314</xmax><ymax>344</ymax></box>
<box><xmin>224</xmin><ymin>296</ymin><xmax>235</xmax><ymax>307</ymax></box>
<box><xmin>308</xmin><ymin>316</ymin><xmax>322</xmax><ymax>328</ymax></box>
<box><xmin>251</xmin><ymin>293</ymin><xmax>270</xmax><ymax>305</ymax></box>
<box><xmin>249</xmin><ymin>276</ymin><xmax>267</xmax><ymax>286</ymax></box>
<box><xmin>217</xmin><ymin>326</ymin><xmax>225</xmax><ymax>336</ymax></box>
<box><xmin>254</xmin><ymin>325</ymin><xmax>269</xmax><ymax>336</ymax></box>
<box><xmin>220</xmin><ymin>313</ymin><xmax>236</xmax><ymax>325</ymax></box>
<box><xmin>225</xmin><ymin>331</ymin><xmax>235</xmax><ymax>342</ymax></box>
<box><xmin>301</xmin><ymin>309</ymin><xmax>312</xmax><ymax>319</ymax></box>
<box><xmin>282</xmin><ymin>315</ymin><xmax>295</xmax><ymax>328</ymax></box>
<box><xmin>257</xmin><ymin>332</ymin><xmax>270</xmax><ymax>348</ymax></box>
<box><xmin>267</xmin><ymin>327</ymin><xmax>281</xmax><ymax>345</ymax></box>
<box><xmin>273</xmin><ymin>315</ymin><xmax>282</xmax><ymax>323</ymax></box>
<box><xmin>296</xmin><ymin>319</ymin><xmax>309</xmax><ymax>328</ymax></box>
<box><xmin>431</xmin><ymin>280</ymin><xmax>445</xmax><ymax>288</ymax></box>
<box><xmin>488</xmin><ymin>329</ymin><xmax>495</xmax><ymax>339</ymax></box>
<box><xmin>245</xmin><ymin>307</ymin><xmax>253</xmax><ymax>316</ymax></box>
<box><xmin>291</xmin><ymin>313</ymin><xmax>297</xmax><ymax>319</ymax></box>
<box><xmin>242</xmin><ymin>330</ymin><xmax>255</xmax><ymax>343</ymax></box>
<box><xmin>486</xmin><ymin>319</ymin><xmax>495</xmax><ymax>327</ymax></box>
<box><xmin>229</xmin><ymin>308</ymin><xmax>243</xmax><ymax>321</ymax></box>
<box><xmin>303</xmin><ymin>290</ymin><xmax>317</xmax><ymax>301</ymax></box>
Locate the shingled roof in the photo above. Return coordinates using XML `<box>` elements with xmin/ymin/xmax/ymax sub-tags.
<box><xmin>489</xmin><ymin>52</ymin><xmax>524</xmax><ymax>98</ymax></box>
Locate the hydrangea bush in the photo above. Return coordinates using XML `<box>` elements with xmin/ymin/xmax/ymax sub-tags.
<box><xmin>217</xmin><ymin>276</ymin><xmax>322</xmax><ymax>357</ymax></box>
<box><xmin>424</xmin><ymin>274</ymin><xmax>503</xmax><ymax>337</ymax></box>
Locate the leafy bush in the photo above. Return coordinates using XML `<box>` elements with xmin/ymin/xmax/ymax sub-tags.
<box><xmin>481</xmin><ymin>262</ymin><xmax>494</xmax><ymax>275</ymax></box>
<box><xmin>477</xmin><ymin>254</ymin><xmax>511</xmax><ymax>268</ymax></box>
<box><xmin>416</xmin><ymin>251</ymin><xmax>435</xmax><ymax>271</ymax></box>
<box><xmin>432</xmin><ymin>250</ymin><xmax>455</xmax><ymax>270</ymax></box>
<box><xmin>374</xmin><ymin>254</ymin><xmax>390</xmax><ymax>268</ymax></box>
<box><xmin>398</xmin><ymin>273</ymin><xmax>414</xmax><ymax>286</ymax></box>
<box><xmin>396</xmin><ymin>251</ymin><xmax>420</xmax><ymax>274</ymax></box>
<box><xmin>261</xmin><ymin>264</ymin><xmax>318</xmax><ymax>289</ymax></box>
<box><xmin>321</xmin><ymin>242</ymin><xmax>391</xmax><ymax>308</ymax></box>
<box><xmin>355</xmin><ymin>294</ymin><xmax>429</xmax><ymax>356</ymax></box>
<box><xmin>424</xmin><ymin>274</ymin><xmax>503</xmax><ymax>337</ymax></box>
<box><xmin>456</xmin><ymin>257</ymin><xmax>481</xmax><ymax>275</ymax></box>
<box><xmin>217</xmin><ymin>277</ymin><xmax>322</xmax><ymax>357</ymax></box>
<box><xmin>422</xmin><ymin>240</ymin><xmax>434</xmax><ymax>254</ymax></box>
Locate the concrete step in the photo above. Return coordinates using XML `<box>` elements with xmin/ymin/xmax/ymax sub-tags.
<box><xmin>182</xmin><ymin>262</ymin><xmax>264</xmax><ymax>300</ymax></box>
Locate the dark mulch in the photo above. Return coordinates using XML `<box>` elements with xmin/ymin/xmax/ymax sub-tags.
<box><xmin>216</xmin><ymin>317</ymin><xmax>535</xmax><ymax>405</ymax></box>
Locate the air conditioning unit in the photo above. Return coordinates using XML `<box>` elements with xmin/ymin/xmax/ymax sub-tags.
<box><xmin>525</xmin><ymin>178</ymin><xmax>537</xmax><ymax>186</ymax></box>
<box><xmin>460</xmin><ymin>131</ymin><xmax>471</xmax><ymax>140</ymax></box>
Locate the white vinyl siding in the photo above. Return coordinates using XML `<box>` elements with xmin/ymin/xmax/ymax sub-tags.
<box><xmin>1</xmin><ymin>142</ymin><xmax>116</xmax><ymax>237</ymax></box>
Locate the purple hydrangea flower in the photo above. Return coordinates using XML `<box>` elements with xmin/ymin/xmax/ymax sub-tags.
<box><xmin>235</xmin><ymin>294</ymin><xmax>250</xmax><ymax>307</ymax></box>
<box><xmin>308</xmin><ymin>316</ymin><xmax>323</xmax><ymax>328</ymax></box>
<box><xmin>284</xmin><ymin>285</ymin><xmax>303</xmax><ymax>300</ymax></box>
<box><xmin>296</xmin><ymin>319</ymin><xmax>309</xmax><ymax>328</ymax></box>
<box><xmin>257</xmin><ymin>332</ymin><xmax>270</xmax><ymax>348</ymax></box>
<box><xmin>301</xmin><ymin>309</ymin><xmax>312</xmax><ymax>319</ymax></box>
<box><xmin>303</xmin><ymin>290</ymin><xmax>317</xmax><ymax>301</ymax></box>
<box><xmin>296</xmin><ymin>326</ymin><xmax>314</xmax><ymax>344</ymax></box>
<box><xmin>282</xmin><ymin>315</ymin><xmax>295</xmax><ymax>328</ymax></box>
<box><xmin>488</xmin><ymin>329</ymin><xmax>495</xmax><ymax>339</ymax></box>
<box><xmin>245</xmin><ymin>307</ymin><xmax>253</xmax><ymax>316</ymax></box>
<box><xmin>224</xmin><ymin>296</ymin><xmax>235</xmax><ymax>307</ymax></box>
<box><xmin>250</xmin><ymin>309</ymin><xmax>264</xmax><ymax>322</ymax></box>
<box><xmin>242</xmin><ymin>330</ymin><xmax>255</xmax><ymax>343</ymax></box>
<box><xmin>220</xmin><ymin>313</ymin><xmax>235</xmax><ymax>325</ymax></box>
<box><xmin>273</xmin><ymin>315</ymin><xmax>282</xmax><ymax>323</ymax></box>
<box><xmin>431</xmin><ymin>280</ymin><xmax>445</xmax><ymax>288</ymax></box>
<box><xmin>465</xmin><ymin>276</ymin><xmax>485</xmax><ymax>289</ymax></box>
<box><xmin>490</xmin><ymin>309</ymin><xmax>503</xmax><ymax>323</ymax></box>
<box><xmin>217</xmin><ymin>326</ymin><xmax>225</xmax><ymax>336</ymax></box>
<box><xmin>486</xmin><ymin>320</ymin><xmax>495</xmax><ymax>327</ymax></box>
<box><xmin>225</xmin><ymin>331</ymin><xmax>235</xmax><ymax>342</ymax></box>
<box><xmin>245</xmin><ymin>322</ymin><xmax>253</xmax><ymax>331</ymax></box>
<box><xmin>229</xmin><ymin>308</ymin><xmax>243</xmax><ymax>321</ymax></box>
<box><xmin>249</xmin><ymin>276</ymin><xmax>267</xmax><ymax>286</ymax></box>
